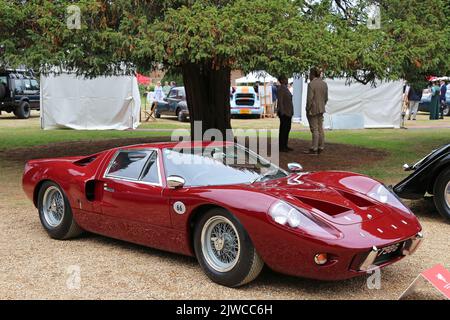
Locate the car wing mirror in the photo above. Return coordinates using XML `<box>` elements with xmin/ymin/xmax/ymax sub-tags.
<box><xmin>167</xmin><ymin>175</ymin><xmax>186</xmax><ymax>189</ymax></box>
<box><xmin>403</xmin><ymin>164</ymin><xmax>412</xmax><ymax>171</ymax></box>
<box><xmin>288</xmin><ymin>163</ymin><xmax>303</xmax><ymax>173</ymax></box>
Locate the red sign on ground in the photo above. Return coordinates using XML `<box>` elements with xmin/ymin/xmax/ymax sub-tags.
<box><xmin>421</xmin><ymin>264</ymin><xmax>450</xmax><ymax>299</ymax></box>
<box><xmin>399</xmin><ymin>264</ymin><xmax>450</xmax><ymax>300</ymax></box>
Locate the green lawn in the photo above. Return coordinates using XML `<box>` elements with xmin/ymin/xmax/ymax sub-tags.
<box><xmin>1</xmin><ymin>112</ymin><xmax>448</xmax><ymax>183</ymax></box>
<box><xmin>292</xmin><ymin>129</ymin><xmax>448</xmax><ymax>182</ymax></box>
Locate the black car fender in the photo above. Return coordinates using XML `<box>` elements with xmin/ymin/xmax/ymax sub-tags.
<box><xmin>394</xmin><ymin>145</ymin><xmax>450</xmax><ymax>199</ymax></box>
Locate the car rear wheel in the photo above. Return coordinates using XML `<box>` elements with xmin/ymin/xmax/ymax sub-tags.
<box><xmin>15</xmin><ymin>101</ymin><xmax>31</xmax><ymax>119</ymax></box>
<box><xmin>155</xmin><ymin>105</ymin><xmax>161</xmax><ymax>118</ymax></box>
<box><xmin>176</xmin><ymin>108</ymin><xmax>187</xmax><ymax>122</ymax></box>
<box><xmin>433</xmin><ymin>167</ymin><xmax>450</xmax><ymax>222</ymax></box>
<box><xmin>38</xmin><ymin>181</ymin><xmax>83</xmax><ymax>239</ymax></box>
<box><xmin>194</xmin><ymin>208</ymin><xmax>264</xmax><ymax>287</ymax></box>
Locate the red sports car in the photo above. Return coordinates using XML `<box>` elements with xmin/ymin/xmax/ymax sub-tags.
<box><xmin>23</xmin><ymin>141</ymin><xmax>423</xmax><ymax>287</ymax></box>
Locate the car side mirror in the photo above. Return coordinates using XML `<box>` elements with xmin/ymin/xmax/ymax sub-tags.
<box><xmin>167</xmin><ymin>175</ymin><xmax>185</xmax><ymax>189</ymax></box>
<box><xmin>403</xmin><ymin>164</ymin><xmax>412</xmax><ymax>171</ymax></box>
<box><xmin>288</xmin><ymin>163</ymin><xmax>303</xmax><ymax>173</ymax></box>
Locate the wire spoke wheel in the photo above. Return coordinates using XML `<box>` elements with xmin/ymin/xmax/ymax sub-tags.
<box><xmin>42</xmin><ymin>186</ymin><xmax>65</xmax><ymax>227</ymax></box>
<box><xmin>201</xmin><ymin>216</ymin><xmax>240</xmax><ymax>272</ymax></box>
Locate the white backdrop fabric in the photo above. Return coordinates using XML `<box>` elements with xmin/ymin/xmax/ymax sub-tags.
<box><xmin>300</xmin><ymin>79</ymin><xmax>403</xmax><ymax>129</ymax></box>
<box><xmin>40</xmin><ymin>73</ymin><xmax>141</xmax><ymax>130</ymax></box>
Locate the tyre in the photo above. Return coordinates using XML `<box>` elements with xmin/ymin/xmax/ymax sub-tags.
<box><xmin>433</xmin><ymin>167</ymin><xmax>450</xmax><ymax>222</ymax></box>
<box><xmin>155</xmin><ymin>106</ymin><xmax>161</xmax><ymax>119</ymax></box>
<box><xmin>15</xmin><ymin>101</ymin><xmax>31</xmax><ymax>119</ymax></box>
<box><xmin>443</xmin><ymin>105</ymin><xmax>450</xmax><ymax>117</ymax></box>
<box><xmin>176</xmin><ymin>108</ymin><xmax>187</xmax><ymax>122</ymax></box>
<box><xmin>37</xmin><ymin>181</ymin><xmax>84</xmax><ymax>239</ymax></box>
<box><xmin>194</xmin><ymin>208</ymin><xmax>264</xmax><ymax>287</ymax></box>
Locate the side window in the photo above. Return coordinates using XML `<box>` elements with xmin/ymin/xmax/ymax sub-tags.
<box><xmin>106</xmin><ymin>150</ymin><xmax>151</xmax><ymax>180</ymax></box>
<box><xmin>23</xmin><ymin>79</ymin><xmax>31</xmax><ymax>91</ymax></box>
<box><xmin>169</xmin><ymin>89</ymin><xmax>178</xmax><ymax>98</ymax></box>
<box><xmin>30</xmin><ymin>79</ymin><xmax>39</xmax><ymax>90</ymax></box>
<box><xmin>141</xmin><ymin>151</ymin><xmax>160</xmax><ymax>184</ymax></box>
<box><xmin>14</xmin><ymin>79</ymin><xmax>23</xmax><ymax>94</ymax></box>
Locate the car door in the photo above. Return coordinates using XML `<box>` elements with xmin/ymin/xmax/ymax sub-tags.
<box><xmin>23</xmin><ymin>79</ymin><xmax>40</xmax><ymax>108</ymax></box>
<box><xmin>166</xmin><ymin>88</ymin><xmax>179</xmax><ymax>115</ymax></box>
<box><xmin>99</xmin><ymin>149</ymin><xmax>171</xmax><ymax>228</ymax></box>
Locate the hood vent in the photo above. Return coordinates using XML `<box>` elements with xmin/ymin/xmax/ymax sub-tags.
<box><xmin>295</xmin><ymin>196</ymin><xmax>351</xmax><ymax>216</ymax></box>
<box><xmin>337</xmin><ymin>190</ymin><xmax>375</xmax><ymax>208</ymax></box>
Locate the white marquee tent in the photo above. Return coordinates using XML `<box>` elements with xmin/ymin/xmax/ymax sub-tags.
<box><xmin>236</xmin><ymin>71</ymin><xmax>278</xmax><ymax>84</ymax></box>
<box><xmin>40</xmin><ymin>73</ymin><xmax>141</xmax><ymax>130</ymax></box>
<box><xmin>299</xmin><ymin>78</ymin><xmax>403</xmax><ymax>129</ymax></box>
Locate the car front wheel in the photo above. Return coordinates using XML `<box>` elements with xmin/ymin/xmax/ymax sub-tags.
<box><xmin>15</xmin><ymin>101</ymin><xmax>31</xmax><ymax>119</ymax></box>
<box><xmin>433</xmin><ymin>167</ymin><xmax>450</xmax><ymax>222</ymax></box>
<box><xmin>38</xmin><ymin>181</ymin><xmax>83</xmax><ymax>239</ymax></box>
<box><xmin>194</xmin><ymin>208</ymin><xmax>264</xmax><ymax>287</ymax></box>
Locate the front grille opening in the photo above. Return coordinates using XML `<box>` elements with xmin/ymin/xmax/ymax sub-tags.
<box><xmin>296</xmin><ymin>197</ymin><xmax>351</xmax><ymax>216</ymax></box>
<box><xmin>337</xmin><ymin>190</ymin><xmax>375</xmax><ymax>208</ymax></box>
<box><xmin>236</xmin><ymin>93</ymin><xmax>255</xmax><ymax>99</ymax></box>
<box><xmin>373</xmin><ymin>242</ymin><xmax>404</xmax><ymax>266</ymax></box>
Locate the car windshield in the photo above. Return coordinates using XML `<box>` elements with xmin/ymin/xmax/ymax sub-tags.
<box><xmin>163</xmin><ymin>145</ymin><xmax>287</xmax><ymax>187</ymax></box>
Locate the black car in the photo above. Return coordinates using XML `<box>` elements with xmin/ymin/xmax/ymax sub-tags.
<box><xmin>0</xmin><ymin>69</ymin><xmax>40</xmax><ymax>119</ymax></box>
<box><xmin>394</xmin><ymin>144</ymin><xmax>450</xmax><ymax>221</ymax></box>
<box><xmin>155</xmin><ymin>86</ymin><xmax>189</xmax><ymax>122</ymax></box>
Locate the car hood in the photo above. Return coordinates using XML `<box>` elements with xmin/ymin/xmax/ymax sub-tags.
<box><xmin>248</xmin><ymin>172</ymin><xmax>413</xmax><ymax>227</ymax></box>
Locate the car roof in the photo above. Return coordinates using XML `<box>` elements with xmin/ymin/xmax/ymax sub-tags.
<box><xmin>112</xmin><ymin>140</ymin><xmax>235</xmax><ymax>151</ymax></box>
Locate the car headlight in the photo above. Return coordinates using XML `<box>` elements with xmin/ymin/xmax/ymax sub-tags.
<box><xmin>269</xmin><ymin>201</ymin><xmax>302</xmax><ymax>228</ymax></box>
<box><xmin>268</xmin><ymin>200</ymin><xmax>342</xmax><ymax>239</ymax></box>
<box><xmin>367</xmin><ymin>184</ymin><xmax>410</xmax><ymax>213</ymax></box>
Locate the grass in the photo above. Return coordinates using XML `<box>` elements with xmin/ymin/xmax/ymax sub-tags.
<box><xmin>1</xmin><ymin>111</ymin><xmax>448</xmax><ymax>183</ymax></box>
<box><xmin>292</xmin><ymin>128</ymin><xmax>448</xmax><ymax>182</ymax></box>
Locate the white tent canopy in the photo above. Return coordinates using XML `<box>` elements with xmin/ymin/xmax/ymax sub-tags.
<box><xmin>40</xmin><ymin>73</ymin><xmax>141</xmax><ymax>130</ymax></box>
<box><xmin>299</xmin><ymin>78</ymin><xmax>403</xmax><ymax>129</ymax></box>
<box><xmin>236</xmin><ymin>71</ymin><xmax>277</xmax><ymax>84</ymax></box>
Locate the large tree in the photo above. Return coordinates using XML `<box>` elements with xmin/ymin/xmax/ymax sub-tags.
<box><xmin>1</xmin><ymin>0</ymin><xmax>449</xmax><ymax>135</ymax></box>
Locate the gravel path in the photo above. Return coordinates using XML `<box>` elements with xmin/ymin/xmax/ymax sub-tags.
<box><xmin>0</xmin><ymin>151</ymin><xmax>449</xmax><ymax>300</ymax></box>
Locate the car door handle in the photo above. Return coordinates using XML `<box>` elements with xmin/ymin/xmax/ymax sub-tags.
<box><xmin>103</xmin><ymin>185</ymin><xmax>115</xmax><ymax>193</ymax></box>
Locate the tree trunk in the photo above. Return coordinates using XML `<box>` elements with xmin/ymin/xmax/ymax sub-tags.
<box><xmin>182</xmin><ymin>62</ymin><xmax>232</xmax><ymax>140</ymax></box>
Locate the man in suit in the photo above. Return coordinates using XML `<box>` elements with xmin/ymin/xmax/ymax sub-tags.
<box><xmin>306</xmin><ymin>67</ymin><xmax>328</xmax><ymax>155</ymax></box>
<box><xmin>277</xmin><ymin>76</ymin><xmax>293</xmax><ymax>153</ymax></box>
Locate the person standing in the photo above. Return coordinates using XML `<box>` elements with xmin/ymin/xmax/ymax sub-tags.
<box><xmin>154</xmin><ymin>81</ymin><xmax>165</xmax><ymax>102</ymax></box>
<box><xmin>407</xmin><ymin>84</ymin><xmax>423</xmax><ymax>121</ymax></box>
<box><xmin>162</xmin><ymin>81</ymin><xmax>171</xmax><ymax>95</ymax></box>
<box><xmin>270</xmin><ymin>81</ymin><xmax>278</xmax><ymax>115</ymax></box>
<box><xmin>305</xmin><ymin>67</ymin><xmax>328</xmax><ymax>155</ymax></box>
<box><xmin>430</xmin><ymin>81</ymin><xmax>440</xmax><ymax>120</ymax></box>
<box><xmin>277</xmin><ymin>76</ymin><xmax>293</xmax><ymax>153</ymax></box>
<box><xmin>440</xmin><ymin>80</ymin><xmax>447</xmax><ymax>119</ymax></box>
